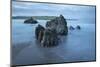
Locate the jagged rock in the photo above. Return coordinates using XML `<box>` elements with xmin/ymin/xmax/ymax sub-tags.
<box><xmin>76</xmin><ymin>25</ymin><xmax>81</xmax><ymax>30</ymax></box>
<box><xmin>46</xmin><ymin>14</ymin><xmax>68</xmax><ymax>35</ymax></box>
<box><xmin>35</xmin><ymin>25</ymin><xmax>58</xmax><ymax>47</ymax></box>
<box><xmin>41</xmin><ymin>28</ymin><xmax>58</xmax><ymax>47</ymax></box>
<box><xmin>69</xmin><ymin>26</ymin><xmax>75</xmax><ymax>30</ymax></box>
<box><xmin>35</xmin><ymin>24</ymin><xmax>45</xmax><ymax>42</ymax></box>
<box><xmin>24</xmin><ymin>17</ymin><xmax>38</xmax><ymax>24</ymax></box>
<box><xmin>35</xmin><ymin>15</ymin><xmax>68</xmax><ymax>47</ymax></box>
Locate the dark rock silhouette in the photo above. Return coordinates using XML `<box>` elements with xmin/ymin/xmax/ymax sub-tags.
<box><xmin>69</xmin><ymin>26</ymin><xmax>75</xmax><ymax>30</ymax></box>
<box><xmin>24</xmin><ymin>17</ymin><xmax>38</xmax><ymax>24</ymax></box>
<box><xmin>41</xmin><ymin>28</ymin><xmax>58</xmax><ymax>47</ymax></box>
<box><xmin>46</xmin><ymin>15</ymin><xmax>68</xmax><ymax>35</ymax></box>
<box><xmin>35</xmin><ymin>15</ymin><xmax>68</xmax><ymax>47</ymax></box>
<box><xmin>35</xmin><ymin>25</ymin><xmax>58</xmax><ymax>47</ymax></box>
<box><xmin>76</xmin><ymin>25</ymin><xmax>81</xmax><ymax>30</ymax></box>
<box><xmin>35</xmin><ymin>24</ymin><xmax>45</xmax><ymax>42</ymax></box>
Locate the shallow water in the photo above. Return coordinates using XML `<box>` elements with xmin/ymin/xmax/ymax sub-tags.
<box><xmin>12</xmin><ymin>19</ymin><xmax>96</xmax><ymax>65</ymax></box>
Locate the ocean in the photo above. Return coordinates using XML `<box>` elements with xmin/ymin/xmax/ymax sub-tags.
<box><xmin>12</xmin><ymin>19</ymin><xmax>96</xmax><ymax>65</ymax></box>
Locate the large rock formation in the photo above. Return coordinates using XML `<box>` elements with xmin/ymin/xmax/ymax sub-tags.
<box><xmin>35</xmin><ymin>15</ymin><xmax>68</xmax><ymax>47</ymax></box>
<box><xmin>24</xmin><ymin>17</ymin><xmax>38</xmax><ymax>24</ymax></box>
<box><xmin>35</xmin><ymin>25</ymin><xmax>58</xmax><ymax>47</ymax></box>
<box><xmin>46</xmin><ymin>15</ymin><xmax>68</xmax><ymax>35</ymax></box>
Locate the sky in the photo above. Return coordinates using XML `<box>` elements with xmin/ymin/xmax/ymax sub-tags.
<box><xmin>12</xmin><ymin>1</ymin><xmax>96</xmax><ymax>21</ymax></box>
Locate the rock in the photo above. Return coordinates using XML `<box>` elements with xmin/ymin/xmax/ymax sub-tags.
<box><xmin>46</xmin><ymin>14</ymin><xmax>68</xmax><ymax>35</ymax></box>
<box><xmin>41</xmin><ymin>28</ymin><xmax>58</xmax><ymax>47</ymax></box>
<box><xmin>24</xmin><ymin>17</ymin><xmax>38</xmax><ymax>24</ymax></box>
<box><xmin>76</xmin><ymin>25</ymin><xmax>81</xmax><ymax>30</ymax></box>
<box><xmin>35</xmin><ymin>24</ymin><xmax>45</xmax><ymax>42</ymax></box>
<box><xmin>69</xmin><ymin>26</ymin><xmax>75</xmax><ymax>30</ymax></box>
<box><xmin>35</xmin><ymin>15</ymin><xmax>68</xmax><ymax>47</ymax></box>
<box><xmin>35</xmin><ymin>25</ymin><xmax>58</xmax><ymax>47</ymax></box>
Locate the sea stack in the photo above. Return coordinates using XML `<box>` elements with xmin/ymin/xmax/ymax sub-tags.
<box><xmin>35</xmin><ymin>15</ymin><xmax>68</xmax><ymax>47</ymax></box>
<box><xmin>35</xmin><ymin>25</ymin><xmax>58</xmax><ymax>47</ymax></box>
<box><xmin>24</xmin><ymin>17</ymin><xmax>38</xmax><ymax>24</ymax></box>
<box><xmin>46</xmin><ymin>14</ymin><xmax>68</xmax><ymax>35</ymax></box>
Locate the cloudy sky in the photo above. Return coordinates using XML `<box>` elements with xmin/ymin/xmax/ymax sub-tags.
<box><xmin>12</xmin><ymin>1</ymin><xmax>96</xmax><ymax>20</ymax></box>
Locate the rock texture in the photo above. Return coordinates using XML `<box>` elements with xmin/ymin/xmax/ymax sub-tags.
<box><xmin>24</xmin><ymin>17</ymin><xmax>38</xmax><ymax>24</ymax></box>
<box><xmin>35</xmin><ymin>25</ymin><xmax>58</xmax><ymax>47</ymax></box>
<box><xmin>35</xmin><ymin>24</ymin><xmax>45</xmax><ymax>42</ymax></box>
<box><xmin>41</xmin><ymin>28</ymin><xmax>58</xmax><ymax>47</ymax></box>
<box><xmin>46</xmin><ymin>15</ymin><xmax>68</xmax><ymax>35</ymax></box>
<box><xmin>35</xmin><ymin>15</ymin><xmax>68</xmax><ymax>47</ymax></box>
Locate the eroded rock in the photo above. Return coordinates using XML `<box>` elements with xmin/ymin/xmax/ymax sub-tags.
<box><xmin>41</xmin><ymin>28</ymin><xmax>58</xmax><ymax>47</ymax></box>
<box><xmin>35</xmin><ymin>25</ymin><xmax>58</xmax><ymax>47</ymax></box>
<box><xmin>35</xmin><ymin>24</ymin><xmax>45</xmax><ymax>42</ymax></box>
<box><xmin>46</xmin><ymin>15</ymin><xmax>68</xmax><ymax>35</ymax></box>
<box><xmin>35</xmin><ymin>15</ymin><xmax>68</xmax><ymax>47</ymax></box>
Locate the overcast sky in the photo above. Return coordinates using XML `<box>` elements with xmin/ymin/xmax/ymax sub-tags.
<box><xmin>12</xmin><ymin>1</ymin><xmax>95</xmax><ymax>20</ymax></box>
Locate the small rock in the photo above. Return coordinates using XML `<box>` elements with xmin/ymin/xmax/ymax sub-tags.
<box><xmin>24</xmin><ymin>17</ymin><xmax>38</xmax><ymax>24</ymax></box>
<box><xmin>76</xmin><ymin>25</ymin><xmax>81</xmax><ymax>30</ymax></box>
<box><xmin>69</xmin><ymin>26</ymin><xmax>75</xmax><ymax>30</ymax></box>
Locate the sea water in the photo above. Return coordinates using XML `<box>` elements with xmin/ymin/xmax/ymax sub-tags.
<box><xmin>12</xmin><ymin>19</ymin><xmax>96</xmax><ymax>65</ymax></box>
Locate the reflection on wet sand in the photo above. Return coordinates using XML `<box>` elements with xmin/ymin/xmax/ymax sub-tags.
<box><xmin>12</xmin><ymin>42</ymin><xmax>32</xmax><ymax>59</ymax></box>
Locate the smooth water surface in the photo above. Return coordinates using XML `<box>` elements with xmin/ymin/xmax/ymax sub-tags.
<box><xmin>12</xmin><ymin>19</ymin><xmax>96</xmax><ymax>65</ymax></box>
